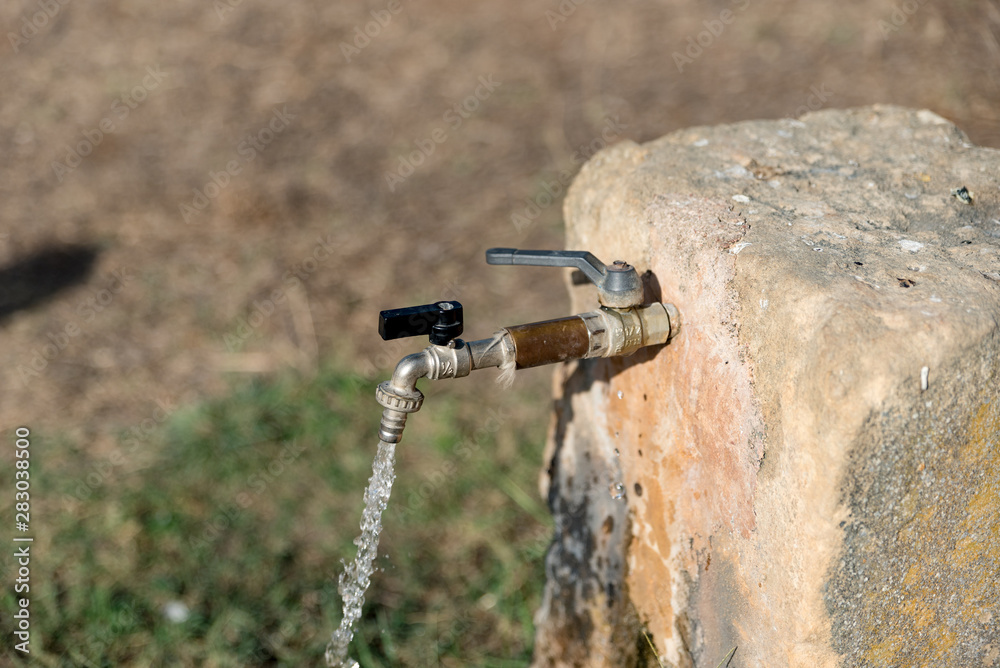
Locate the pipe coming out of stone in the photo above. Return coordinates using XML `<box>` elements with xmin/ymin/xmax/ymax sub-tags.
<box><xmin>375</xmin><ymin>302</ymin><xmax>679</xmax><ymax>444</ymax></box>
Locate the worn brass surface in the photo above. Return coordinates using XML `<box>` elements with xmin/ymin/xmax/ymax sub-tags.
<box><xmin>506</xmin><ymin>316</ymin><xmax>590</xmax><ymax>369</ymax></box>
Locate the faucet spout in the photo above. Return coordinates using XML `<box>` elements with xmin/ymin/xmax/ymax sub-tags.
<box><xmin>375</xmin><ymin>352</ymin><xmax>429</xmax><ymax>444</ymax></box>
<box><xmin>376</xmin><ymin>332</ymin><xmax>517</xmax><ymax>443</ymax></box>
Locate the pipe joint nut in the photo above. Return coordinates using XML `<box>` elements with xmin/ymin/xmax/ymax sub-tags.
<box><xmin>376</xmin><ymin>381</ymin><xmax>424</xmax><ymax>413</ymax></box>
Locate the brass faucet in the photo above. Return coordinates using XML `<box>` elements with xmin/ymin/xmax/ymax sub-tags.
<box><xmin>374</xmin><ymin>249</ymin><xmax>681</xmax><ymax>444</ymax></box>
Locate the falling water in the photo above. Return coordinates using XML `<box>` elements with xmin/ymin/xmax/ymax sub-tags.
<box><xmin>325</xmin><ymin>438</ymin><xmax>398</xmax><ymax>668</ymax></box>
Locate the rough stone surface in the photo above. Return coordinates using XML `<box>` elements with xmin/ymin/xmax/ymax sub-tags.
<box><xmin>530</xmin><ymin>106</ymin><xmax>1000</xmax><ymax>668</ymax></box>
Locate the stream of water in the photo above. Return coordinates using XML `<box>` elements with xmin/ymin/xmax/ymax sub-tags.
<box><xmin>325</xmin><ymin>438</ymin><xmax>398</xmax><ymax>668</ymax></box>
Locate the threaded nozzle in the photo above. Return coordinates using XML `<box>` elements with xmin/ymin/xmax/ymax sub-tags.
<box><xmin>377</xmin><ymin>408</ymin><xmax>409</xmax><ymax>444</ymax></box>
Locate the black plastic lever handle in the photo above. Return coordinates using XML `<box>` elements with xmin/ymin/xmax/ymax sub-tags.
<box><xmin>378</xmin><ymin>301</ymin><xmax>463</xmax><ymax>345</ymax></box>
<box><xmin>485</xmin><ymin>248</ymin><xmax>607</xmax><ymax>286</ymax></box>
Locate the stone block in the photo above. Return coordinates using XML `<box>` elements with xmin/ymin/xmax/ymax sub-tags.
<box><xmin>531</xmin><ymin>106</ymin><xmax>1000</xmax><ymax>667</ymax></box>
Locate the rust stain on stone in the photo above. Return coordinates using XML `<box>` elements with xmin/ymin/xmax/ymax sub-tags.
<box><xmin>593</xmin><ymin>198</ymin><xmax>763</xmax><ymax>663</ymax></box>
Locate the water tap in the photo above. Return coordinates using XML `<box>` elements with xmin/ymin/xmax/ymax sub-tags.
<box><xmin>373</xmin><ymin>249</ymin><xmax>680</xmax><ymax>443</ymax></box>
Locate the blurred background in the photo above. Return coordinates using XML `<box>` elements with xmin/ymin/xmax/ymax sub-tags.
<box><xmin>1</xmin><ymin>0</ymin><xmax>998</xmax><ymax>665</ymax></box>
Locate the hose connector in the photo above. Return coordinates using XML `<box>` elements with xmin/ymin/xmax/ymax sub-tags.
<box><xmin>375</xmin><ymin>384</ymin><xmax>423</xmax><ymax>444</ymax></box>
<box><xmin>375</xmin><ymin>382</ymin><xmax>423</xmax><ymax>413</ymax></box>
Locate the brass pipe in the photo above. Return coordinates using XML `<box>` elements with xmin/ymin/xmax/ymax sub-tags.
<box><xmin>502</xmin><ymin>303</ymin><xmax>680</xmax><ymax>370</ymax></box>
<box><xmin>505</xmin><ymin>316</ymin><xmax>591</xmax><ymax>369</ymax></box>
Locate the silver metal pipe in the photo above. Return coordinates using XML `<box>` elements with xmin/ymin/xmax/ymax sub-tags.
<box><xmin>467</xmin><ymin>332</ymin><xmax>515</xmax><ymax>370</ymax></box>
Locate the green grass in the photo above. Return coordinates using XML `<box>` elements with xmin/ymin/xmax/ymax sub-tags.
<box><xmin>1</xmin><ymin>364</ymin><xmax>552</xmax><ymax>666</ymax></box>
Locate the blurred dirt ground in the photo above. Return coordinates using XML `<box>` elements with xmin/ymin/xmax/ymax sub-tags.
<box><xmin>1</xmin><ymin>0</ymin><xmax>999</xmax><ymax>508</ymax></box>
<box><xmin>1</xmin><ymin>1</ymin><xmax>999</xmax><ymax>664</ymax></box>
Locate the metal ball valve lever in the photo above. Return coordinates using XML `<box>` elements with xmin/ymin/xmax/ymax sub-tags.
<box><xmin>485</xmin><ymin>247</ymin><xmax>644</xmax><ymax>308</ymax></box>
